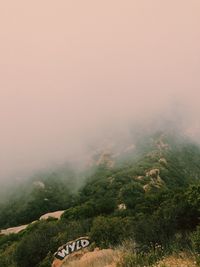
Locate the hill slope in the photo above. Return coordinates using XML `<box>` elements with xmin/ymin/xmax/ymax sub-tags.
<box><xmin>1</xmin><ymin>132</ymin><xmax>200</xmax><ymax>267</ymax></box>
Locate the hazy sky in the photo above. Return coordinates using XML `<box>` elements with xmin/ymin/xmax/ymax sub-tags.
<box><xmin>0</xmin><ymin>1</ymin><xmax>200</xmax><ymax>181</ymax></box>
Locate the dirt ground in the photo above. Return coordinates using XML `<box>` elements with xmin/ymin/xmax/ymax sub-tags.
<box><xmin>55</xmin><ymin>251</ymin><xmax>198</xmax><ymax>267</ymax></box>
<box><xmin>52</xmin><ymin>248</ymin><xmax>120</xmax><ymax>267</ymax></box>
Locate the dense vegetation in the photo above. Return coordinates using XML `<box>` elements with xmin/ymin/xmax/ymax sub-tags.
<box><xmin>1</xmin><ymin>132</ymin><xmax>200</xmax><ymax>267</ymax></box>
<box><xmin>0</xmin><ymin>167</ymin><xmax>78</xmax><ymax>229</ymax></box>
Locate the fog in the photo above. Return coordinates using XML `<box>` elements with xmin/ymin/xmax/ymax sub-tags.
<box><xmin>0</xmin><ymin>0</ymin><xmax>200</xmax><ymax>183</ymax></box>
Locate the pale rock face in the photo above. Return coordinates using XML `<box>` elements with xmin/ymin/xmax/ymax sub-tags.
<box><xmin>155</xmin><ymin>135</ymin><xmax>170</xmax><ymax>151</ymax></box>
<box><xmin>52</xmin><ymin>259</ymin><xmax>63</xmax><ymax>267</ymax></box>
<box><xmin>135</xmin><ymin>176</ymin><xmax>144</xmax><ymax>180</ymax></box>
<box><xmin>118</xmin><ymin>203</ymin><xmax>127</xmax><ymax>210</ymax></box>
<box><xmin>33</xmin><ymin>181</ymin><xmax>45</xmax><ymax>189</ymax></box>
<box><xmin>159</xmin><ymin>158</ymin><xmax>167</xmax><ymax>165</ymax></box>
<box><xmin>96</xmin><ymin>151</ymin><xmax>115</xmax><ymax>168</ymax></box>
<box><xmin>143</xmin><ymin>184</ymin><xmax>151</xmax><ymax>192</ymax></box>
<box><xmin>39</xmin><ymin>210</ymin><xmax>65</xmax><ymax>220</ymax></box>
<box><xmin>146</xmin><ymin>168</ymin><xmax>160</xmax><ymax>179</ymax></box>
<box><xmin>144</xmin><ymin>168</ymin><xmax>165</xmax><ymax>192</ymax></box>
<box><xmin>0</xmin><ymin>224</ymin><xmax>29</xmax><ymax>235</ymax></box>
<box><xmin>0</xmin><ymin>210</ymin><xmax>64</xmax><ymax>236</ymax></box>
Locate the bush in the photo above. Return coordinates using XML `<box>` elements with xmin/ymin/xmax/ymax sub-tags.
<box><xmin>15</xmin><ymin>221</ymin><xmax>60</xmax><ymax>267</ymax></box>
<box><xmin>117</xmin><ymin>248</ymin><xmax>163</xmax><ymax>267</ymax></box>
<box><xmin>0</xmin><ymin>242</ymin><xmax>18</xmax><ymax>267</ymax></box>
<box><xmin>62</xmin><ymin>197</ymin><xmax>116</xmax><ymax>220</ymax></box>
<box><xmin>38</xmin><ymin>253</ymin><xmax>52</xmax><ymax>267</ymax></box>
<box><xmin>90</xmin><ymin>216</ymin><xmax>133</xmax><ymax>248</ymax></box>
<box><xmin>191</xmin><ymin>226</ymin><xmax>200</xmax><ymax>254</ymax></box>
<box><xmin>119</xmin><ymin>182</ymin><xmax>145</xmax><ymax>209</ymax></box>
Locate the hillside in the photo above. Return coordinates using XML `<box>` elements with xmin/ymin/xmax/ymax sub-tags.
<box><xmin>1</xmin><ymin>132</ymin><xmax>200</xmax><ymax>267</ymax></box>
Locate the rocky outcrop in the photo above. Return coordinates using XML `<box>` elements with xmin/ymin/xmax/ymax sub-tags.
<box><xmin>135</xmin><ymin>176</ymin><xmax>144</xmax><ymax>181</ymax></box>
<box><xmin>0</xmin><ymin>210</ymin><xmax>65</xmax><ymax>236</ymax></box>
<box><xmin>39</xmin><ymin>210</ymin><xmax>65</xmax><ymax>220</ymax></box>
<box><xmin>0</xmin><ymin>224</ymin><xmax>29</xmax><ymax>235</ymax></box>
<box><xmin>159</xmin><ymin>157</ymin><xmax>167</xmax><ymax>165</ymax></box>
<box><xmin>33</xmin><ymin>181</ymin><xmax>45</xmax><ymax>189</ymax></box>
<box><xmin>96</xmin><ymin>151</ymin><xmax>115</xmax><ymax>168</ymax></box>
<box><xmin>117</xmin><ymin>203</ymin><xmax>126</xmax><ymax>210</ymax></box>
<box><xmin>146</xmin><ymin>168</ymin><xmax>160</xmax><ymax>179</ymax></box>
<box><xmin>143</xmin><ymin>184</ymin><xmax>150</xmax><ymax>192</ymax></box>
<box><xmin>155</xmin><ymin>135</ymin><xmax>170</xmax><ymax>151</ymax></box>
<box><xmin>144</xmin><ymin>168</ymin><xmax>165</xmax><ymax>192</ymax></box>
<box><xmin>52</xmin><ymin>258</ymin><xmax>63</xmax><ymax>267</ymax></box>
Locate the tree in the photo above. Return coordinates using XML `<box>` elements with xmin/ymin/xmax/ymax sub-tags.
<box><xmin>15</xmin><ymin>221</ymin><xmax>60</xmax><ymax>267</ymax></box>
<box><xmin>120</xmin><ymin>182</ymin><xmax>144</xmax><ymax>209</ymax></box>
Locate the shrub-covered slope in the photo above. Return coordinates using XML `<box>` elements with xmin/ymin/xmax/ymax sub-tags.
<box><xmin>1</xmin><ymin>132</ymin><xmax>200</xmax><ymax>267</ymax></box>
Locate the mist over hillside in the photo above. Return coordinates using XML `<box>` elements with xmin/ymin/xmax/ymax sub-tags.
<box><xmin>0</xmin><ymin>113</ymin><xmax>199</xmax><ymax>205</ymax></box>
<box><xmin>0</xmin><ymin>0</ymin><xmax>200</xmax><ymax>188</ymax></box>
<box><xmin>0</xmin><ymin>128</ymin><xmax>199</xmax><ymax>227</ymax></box>
<box><xmin>1</xmin><ymin>1</ymin><xmax>200</xmax><ymax>266</ymax></box>
<box><xmin>1</xmin><ymin>129</ymin><xmax>200</xmax><ymax>266</ymax></box>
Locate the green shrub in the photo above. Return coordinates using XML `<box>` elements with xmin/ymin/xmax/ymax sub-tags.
<box><xmin>191</xmin><ymin>226</ymin><xmax>200</xmax><ymax>254</ymax></box>
<box><xmin>118</xmin><ymin>250</ymin><xmax>163</xmax><ymax>267</ymax></box>
<box><xmin>119</xmin><ymin>182</ymin><xmax>145</xmax><ymax>209</ymax></box>
<box><xmin>38</xmin><ymin>253</ymin><xmax>52</xmax><ymax>267</ymax></box>
<box><xmin>0</xmin><ymin>242</ymin><xmax>18</xmax><ymax>267</ymax></box>
<box><xmin>62</xmin><ymin>197</ymin><xmax>115</xmax><ymax>220</ymax></box>
<box><xmin>90</xmin><ymin>216</ymin><xmax>133</xmax><ymax>248</ymax></box>
<box><xmin>15</xmin><ymin>221</ymin><xmax>60</xmax><ymax>267</ymax></box>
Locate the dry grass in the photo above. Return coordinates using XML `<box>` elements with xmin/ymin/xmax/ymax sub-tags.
<box><xmin>61</xmin><ymin>248</ymin><xmax>120</xmax><ymax>267</ymax></box>
<box><xmin>154</xmin><ymin>253</ymin><xmax>197</xmax><ymax>267</ymax></box>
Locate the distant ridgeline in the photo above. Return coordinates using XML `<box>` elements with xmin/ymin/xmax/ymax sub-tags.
<box><xmin>54</xmin><ymin>237</ymin><xmax>91</xmax><ymax>260</ymax></box>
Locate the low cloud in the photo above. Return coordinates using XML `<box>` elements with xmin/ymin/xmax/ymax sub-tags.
<box><xmin>0</xmin><ymin>0</ymin><xmax>200</xmax><ymax>182</ymax></box>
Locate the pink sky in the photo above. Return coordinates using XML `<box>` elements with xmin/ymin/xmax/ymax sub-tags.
<box><xmin>0</xmin><ymin>1</ymin><xmax>200</xmax><ymax>180</ymax></box>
